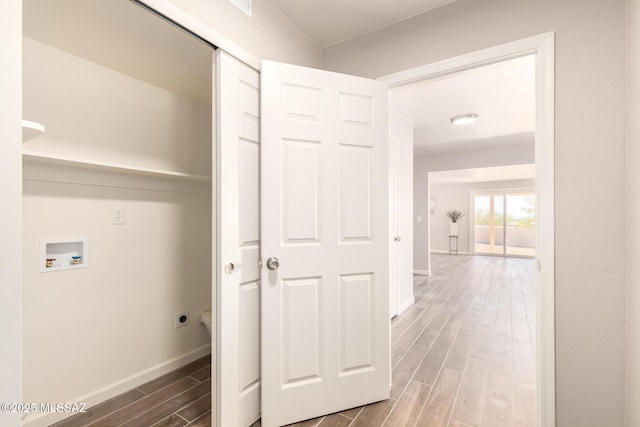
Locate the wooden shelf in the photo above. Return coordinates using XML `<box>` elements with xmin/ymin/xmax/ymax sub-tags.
<box><xmin>22</xmin><ymin>150</ymin><xmax>212</xmax><ymax>182</ymax></box>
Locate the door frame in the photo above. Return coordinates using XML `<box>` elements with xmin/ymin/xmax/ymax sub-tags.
<box><xmin>379</xmin><ymin>32</ymin><xmax>556</xmax><ymax>427</ymax></box>
<box><xmin>389</xmin><ymin>136</ymin><xmax>401</xmax><ymax>318</ymax></box>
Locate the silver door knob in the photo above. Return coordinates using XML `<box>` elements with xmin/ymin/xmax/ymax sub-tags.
<box><xmin>266</xmin><ymin>256</ymin><xmax>280</xmax><ymax>270</ymax></box>
<box><xmin>224</xmin><ymin>263</ymin><xmax>235</xmax><ymax>274</ymax></box>
<box><xmin>394</xmin><ymin>236</ymin><xmax>402</xmax><ymax>242</ymax></box>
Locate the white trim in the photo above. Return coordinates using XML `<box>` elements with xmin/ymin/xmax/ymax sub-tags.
<box><xmin>413</xmin><ymin>269</ymin><xmax>431</xmax><ymax>276</ymax></box>
<box><xmin>431</xmin><ymin>250</ymin><xmax>534</xmax><ymax>260</ymax></box>
<box><xmin>427</xmin><ymin>174</ymin><xmax>432</xmax><ymax>275</ymax></box>
<box><xmin>398</xmin><ymin>297</ymin><xmax>415</xmax><ymax>315</ymax></box>
<box><xmin>0</xmin><ymin>0</ymin><xmax>22</xmax><ymax>424</ymax></box>
<box><xmin>431</xmin><ymin>249</ymin><xmax>473</xmax><ymax>256</ymax></box>
<box><xmin>22</xmin><ymin>345</ymin><xmax>212</xmax><ymax>427</ymax></box>
<box><xmin>381</xmin><ymin>32</ymin><xmax>556</xmax><ymax>427</ymax></box>
<box><xmin>22</xmin><ymin>161</ymin><xmax>211</xmax><ymax>195</ymax></box>
<box><xmin>23</xmin><ymin>151</ymin><xmax>212</xmax><ymax>182</ymax></box>
<box><xmin>534</xmin><ymin>33</ymin><xmax>556</xmax><ymax>427</ymax></box>
<box><xmin>134</xmin><ymin>0</ymin><xmax>261</xmax><ymax>71</ymax></box>
<box><xmin>212</xmin><ymin>51</ymin><xmax>219</xmax><ymax>427</ymax></box>
<box><xmin>389</xmin><ymin>135</ymin><xmax>401</xmax><ymax>319</ymax></box>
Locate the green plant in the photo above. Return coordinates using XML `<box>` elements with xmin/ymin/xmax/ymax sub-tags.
<box><xmin>446</xmin><ymin>210</ymin><xmax>465</xmax><ymax>223</ymax></box>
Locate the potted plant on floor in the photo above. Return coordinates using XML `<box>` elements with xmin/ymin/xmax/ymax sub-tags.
<box><xmin>446</xmin><ymin>209</ymin><xmax>465</xmax><ymax>236</ymax></box>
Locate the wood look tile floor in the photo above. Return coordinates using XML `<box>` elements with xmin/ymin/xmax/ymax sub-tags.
<box><xmin>56</xmin><ymin>254</ymin><xmax>535</xmax><ymax>427</ymax></box>
<box><xmin>52</xmin><ymin>356</ymin><xmax>212</xmax><ymax>427</ymax></box>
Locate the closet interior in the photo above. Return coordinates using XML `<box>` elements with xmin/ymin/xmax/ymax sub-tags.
<box><xmin>21</xmin><ymin>1</ymin><xmax>214</xmax><ymax>424</ymax></box>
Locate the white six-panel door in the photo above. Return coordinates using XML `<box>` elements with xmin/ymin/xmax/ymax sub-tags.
<box><xmin>216</xmin><ymin>50</ymin><xmax>261</xmax><ymax>427</ymax></box>
<box><xmin>260</xmin><ymin>60</ymin><xmax>390</xmax><ymax>427</ymax></box>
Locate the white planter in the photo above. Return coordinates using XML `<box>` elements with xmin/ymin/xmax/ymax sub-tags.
<box><xmin>450</xmin><ymin>222</ymin><xmax>459</xmax><ymax>236</ymax></box>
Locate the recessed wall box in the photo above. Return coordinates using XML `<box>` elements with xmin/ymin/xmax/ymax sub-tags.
<box><xmin>40</xmin><ymin>238</ymin><xmax>89</xmax><ymax>272</ymax></box>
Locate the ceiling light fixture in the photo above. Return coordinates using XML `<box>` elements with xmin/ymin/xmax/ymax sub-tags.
<box><xmin>450</xmin><ymin>114</ymin><xmax>479</xmax><ymax>126</ymax></box>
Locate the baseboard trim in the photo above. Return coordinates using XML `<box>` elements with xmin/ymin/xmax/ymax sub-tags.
<box><xmin>430</xmin><ymin>249</ymin><xmax>534</xmax><ymax>259</ymax></box>
<box><xmin>431</xmin><ymin>249</ymin><xmax>472</xmax><ymax>255</ymax></box>
<box><xmin>413</xmin><ymin>269</ymin><xmax>431</xmax><ymax>276</ymax></box>
<box><xmin>23</xmin><ymin>344</ymin><xmax>212</xmax><ymax>427</ymax></box>
<box><xmin>398</xmin><ymin>296</ymin><xmax>415</xmax><ymax>315</ymax></box>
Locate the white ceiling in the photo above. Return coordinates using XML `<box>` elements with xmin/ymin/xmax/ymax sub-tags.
<box><xmin>23</xmin><ymin>0</ymin><xmax>213</xmax><ymax>104</ymax></box>
<box><xmin>268</xmin><ymin>0</ymin><xmax>456</xmax><ymax>47</ymax></box>
<box><xmin>430</xmin><ymin>164</ymin><xmax>536</xmax><ymax>185</ymax></box>
<box><xmin>391</xmin><ymin>54</ymin><xmax>536</xmax><ymax>156</ymax></box>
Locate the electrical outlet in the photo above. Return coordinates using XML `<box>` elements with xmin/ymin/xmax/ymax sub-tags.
<box><xmin>112</xmin><ymin>207</ymin><xmax>125</xmax><ymax>225</ymax></box>
<box><xmin>175</xmin><ymin>310</ymin><xmax>190</xmax><ymax>329</ymax></box>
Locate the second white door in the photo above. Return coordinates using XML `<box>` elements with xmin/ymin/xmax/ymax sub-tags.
<box><xmin>216</xmin><ymin>50</ymin><xmax>261</xmax><ymax>427</ymax></box>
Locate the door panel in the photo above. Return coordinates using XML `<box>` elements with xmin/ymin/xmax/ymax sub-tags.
<box><xmin>339</xmin><ymin>145</ymin><xmax>372</xmax><ymax>241</ymax></box>
<box><xmin>282</xmin><ymin>277</ymin><xmax>322</xmax><ymax>386</ymax></box>
<box><xmin>261</xmin><ymin>60</ymin><xmax>390</xmax><ymax>427</ymax></box>
<box><xmin>339</xmin><ymin>273</ymin><xmax>375</xmax><ymax>373</ymax></box>
<box><xmin>216</xmin><ymin>50</ymin><xmax>261</xmax><ymax>427</ymax></box>
<box><xmin>282</xmin><ymin>139</ymin><xmax>321</xmax><ymax>243</ymax></box>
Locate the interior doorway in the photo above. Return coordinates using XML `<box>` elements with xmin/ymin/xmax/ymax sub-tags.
<box><xmin>381</xmin><ymin>33</ymin><xmax>556</xmax><ymax>426</ymax></box>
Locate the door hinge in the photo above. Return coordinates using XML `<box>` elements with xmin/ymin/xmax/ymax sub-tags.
<box><xmin>258</xmin><ymin>258</ymin><xmax>263</xmax><ymax>269</ymax></box>
<box><xmin>536</xmin><ymin>259</ymin><xmax>542</xmax><ymax>272</ymax></box>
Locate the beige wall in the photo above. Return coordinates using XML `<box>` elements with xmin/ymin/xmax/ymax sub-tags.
<box><xmin>0</xmin><ymin>0</ymin><xmax>22</xmax><ymax>425</ymax></box>
<box><xmin>628</xmin><ymin>0</ymin><xmax>640</xmax><ymax>424</ymax></box>
<box><xmin>168</xmin><ymin>0</ymin><xmax>322</xmax><ymax>68</ymax></box>
<box><xmin>325</xmin><ymin>1</ymin><xmax>627</xmax><ymax>424</ymax></box>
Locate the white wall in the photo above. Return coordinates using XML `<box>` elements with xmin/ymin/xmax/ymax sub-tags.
<box><xmin>167</xmin><ymin>0</ymin><xmax>321</xmax><ymax>68</ymax></box>
<box><xmin>0</xmin><ymin>0</ymin><xmax>22</xmax><ymax>425</ymax></box>
<box><xmin>21</xmin><ymin>38</ymin><xmax>212</xmax><ymax>426</ymax></box>
<box><xmin>628</xmin><ymin>0</ymin><xmax>640</xmax><ymax>424</ymax></box>
<box><xmin>429</xmin><ymin>179</ymin><xmax>535</xmax><ymax>253</ymax></box>
<box><xmin>324</xmin><ymin>1</ymin><xmax>627</xmax><ymax>424</ymax></box>
<box><xmin>414</xmin><ymin>143</ymin><xmax>534</xmax><ymax>272</ymax></box>
<box><xmin>390</xmin><ymin>118</ymin><xmax>414</xmax><ymax>312</ymax></box>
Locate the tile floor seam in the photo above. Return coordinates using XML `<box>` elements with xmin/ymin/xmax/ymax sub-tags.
<box><xmin>112</xmin><ymin>379</ymin><xmax>207</xmax><ymax>427</ymax></box>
